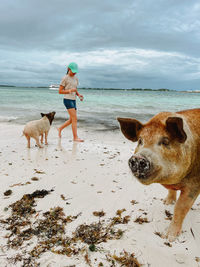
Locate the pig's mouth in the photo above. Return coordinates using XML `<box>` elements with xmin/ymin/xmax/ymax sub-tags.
<box><xmin>128</xmin><ymin>155</ymin><xmax>159</xmax><ymax>184</ymax></box>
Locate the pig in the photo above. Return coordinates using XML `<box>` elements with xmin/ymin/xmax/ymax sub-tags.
<box><xmin>23</xmin><ymin>111</ymin><xmax>56</xmax><ymax>148</ymax></box>
<box><xmin>117</xmin><ymin>108</ymin><xmax>200</xmax><ymax>241</ymax></box>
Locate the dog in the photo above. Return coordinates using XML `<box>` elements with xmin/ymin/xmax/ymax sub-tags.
<box><xmin>23</xmin><ymin>111</ymin><xmax>56</xmax><ymax>148</ymax></box>
<box><xmin>118</xmin><ymin>108</ymin><xmax>200</xmax><ymax>241</ymax></box>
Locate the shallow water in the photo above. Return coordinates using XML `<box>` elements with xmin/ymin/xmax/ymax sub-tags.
<box><xmin>0</xmin><ymin>86</ymin><xmax>200</xmax><ymax>131</ymax></box>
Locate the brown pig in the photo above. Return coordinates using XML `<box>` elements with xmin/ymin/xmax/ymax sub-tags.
<box><xmin>118</xmin><ymin>108</ymin><xmax>200</xmax><ymax>241</ymax></box>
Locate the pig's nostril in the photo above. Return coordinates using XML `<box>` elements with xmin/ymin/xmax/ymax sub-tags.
<box><xmin>128</xmin><ymin>157</ymin><xmax>138</xmax><ymax>172</ymax></box>
<box><xmin>138</xmin><ymin>158</ymin><xmax>150</xmax><ymax>171</ymax></box>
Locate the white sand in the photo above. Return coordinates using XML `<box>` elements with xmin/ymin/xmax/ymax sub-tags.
<box><xmin>0</xmin><ymin>123</ymin><xmax>199</xmax><ymax>267</ymax></box>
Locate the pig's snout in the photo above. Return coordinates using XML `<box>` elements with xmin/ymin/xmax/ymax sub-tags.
<box><xmin>128</xmin><ymin>155</ymin><xmax>151</xmax><ymax>179</ymax></box>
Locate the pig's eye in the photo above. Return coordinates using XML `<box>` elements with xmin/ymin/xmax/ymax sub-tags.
<box><xmin>159</xmin><ymin>137</ymin><xmax>170</xmax><ymax>146</ymax></box>
<box><xmin>138</xmin><ymin>137</ymin><xmax>143</xmax><ymax>146</ymax></box>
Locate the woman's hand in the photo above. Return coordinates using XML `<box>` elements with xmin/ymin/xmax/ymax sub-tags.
<box><xmin>75</xmin><ymin>90</ymin><xmax>83</xmax><ymax>100</ymax></box>
<box><xmin>79</xmin><ymin>95</ymin><xmax>84</xmax><ymax>101</ymax></box>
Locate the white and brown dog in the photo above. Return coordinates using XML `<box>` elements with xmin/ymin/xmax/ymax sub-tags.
<box><xmin>23</xmin><ymin>111</ymin><xmax>56</xmax><ymax>148</ymax></box>
<box><xmin>118</xmin><ymin>108</ymin><xmax>200</xmax><ymax>241</ymax></box>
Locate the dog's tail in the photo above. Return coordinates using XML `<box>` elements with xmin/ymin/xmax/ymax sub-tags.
<box><xmin>21</xmin><ymin>130</ymin><xmax>25</xmax><ymax>137</ymax></box>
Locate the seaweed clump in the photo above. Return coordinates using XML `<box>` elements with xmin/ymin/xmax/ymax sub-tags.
<box><xmin>107</xmin><ymin>250</ymin><xmax>141</xmax><ymax>267</ymax></box>
<box><xmin>111</xmin><ymin>209</ymin><xmax>130</xmax><ymax>225</ymax></box>
<box><xmin>75</xmin><ymin>221</ymin><xmax>123</xmax><ymax>245</ymax></box>
<box><xmin>0</xmin><ymin>189</ymin><xmax>78</xmax><ymax>265</ymax></box>
<box><xmin>1</xmin><ymin>190</ymin><xmax>53</xmax><ymax>249</ymax></box>
<box><xmin>0</xmin><ymin>193</ymin><xmax>140</xmax><ymax>266</ymax></box>
<box><xmin>75</xmin><ymin>209</ymin><xmax>131</xmax><ymax>245</ymax></box>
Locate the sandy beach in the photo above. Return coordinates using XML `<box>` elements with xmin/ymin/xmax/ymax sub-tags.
<box><xmin>0</xmin><ymin>123</ymin><xmax>200</xmax><ymax>267</ymax></box>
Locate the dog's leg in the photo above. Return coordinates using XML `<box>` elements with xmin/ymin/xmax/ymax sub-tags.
<box><xmin>34</xmin><ymin>136</ymin><xmax>43</xmax><ymax>148</ymax></box>
<box><xmin>40</xmin><ymin>134</ymin><xmax>44</xmax><ymax>144</ymax></box>
<box><xmin>45</xmin><ymin>131</ymin><xmax>49</xmax><ymax>145</ymax></box>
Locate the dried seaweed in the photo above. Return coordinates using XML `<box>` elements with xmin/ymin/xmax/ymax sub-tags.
<box><xmin>107</xmin><ymin>250</ymin><xmax>141</xmax><ymax>267</ymax></box>
<box><xmin>111</xmin><ymin>209</ymin><xmax>130</xmax><ymax>225</ymax></box>
<box><xmin>75</xmin><ymin>221</ymin><xmax>123</xmax><ymax>245</ymax></box>
<box><xmin>60</xmin><ymin>194</ymin><xmax>66</xmax><ymax>200</ymax></box>
<box><xmin>0</xmin><ymin>189</ymin><xmax>54</xmax><ymax>250</ymax></box>
<box><xmin>134</xmin><ymin>216</ymin><xmax>149</xmax><ymax>224</ymax></box>
<box><xmin>10</xmin><ymin>182</ymin><xmax>31</xmax><ymax>187</ymax></box>
<box><xmin>93</xmin><ymin>210</ymin><xmax>105</xmax><ymax>217</ymax></box>
<box><xmin>154</xmin><ymin>231</ymin><xmax>162</xmax><ymax>238</ymax></box>
<box><xmin>195</xmin><ymin>257</ymin><xmax>200</xmax><ymax>262</ymax></box>
<box><xmin>3</xmin><ymin>190</ymin><xmax>12</xmax><ymax>196</ymax></box>
<box><xmin>130</xmin><ymin>200</ymin><xmax>139</xmax><ymax>205</ymax></box>
<box><xmin>165</xmin><ymin>210</ymin><xmax>173</xmax><ymax>220</ymax></box>
<box><xmin>31</xmin><ymin>177</ymin><xmax>39</xmax><ymax>181</ymax></box>
<box><xmin>84</xmin><ymin>250</ymin><xmax>92</xmax><ymax>266</ymax></box>
<box><xmin>0</xmin><ymin>191</ymin><xmax>140</xmax><ymax>266</ymax></box>
<box><xmin>34</xmin><ymin>169</ymin><xmax>45</xmax><ymax>174</ymax></box>
<box><xmin>190</xmin><ymin>227</ymin><xmax>195</xmax><ymax>239</ymax></box>
<box><xmin>164</xmin><ymin>242</ymin><xmax>172</xmax><ymax>247</ymax></box>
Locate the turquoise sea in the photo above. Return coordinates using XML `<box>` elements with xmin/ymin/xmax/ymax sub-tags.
<box><xmin>0</xmin><ymin>86</ymin><xmax>200</xmax><ymax>131</ymax></box>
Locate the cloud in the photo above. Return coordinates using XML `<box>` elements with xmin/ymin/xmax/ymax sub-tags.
<box><xmin>0</xmin><ymin>0</ymin><xmax>200</xmax><ymax>89</ymax></box>
<box><xmin>51</xmin><ymin>48</ymin><xmax>200</xmax><ymax>85</ymax></box>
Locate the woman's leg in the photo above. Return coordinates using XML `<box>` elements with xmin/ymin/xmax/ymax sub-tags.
<box><xmin>58</xmin><ymin>115</ymin><xmax>72</xmax><ymax>138</ymax></box>
<box><xmin>67</xmin><ymin>108</ymin><xmax>84</xmax><ymax>142</ymax></box>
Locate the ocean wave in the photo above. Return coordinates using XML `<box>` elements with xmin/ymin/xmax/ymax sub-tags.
<box><xmin>41</xmin><ymin>112</ymin><xmax>155</xmax><ymax>131</ymax></box>
<box><xmin>0</xmin><ymin>115</ymin><xmax>18</xmax><ymax>122</ymax></box>
<box><xmin>0</xmin><ymin>110</ymin><xmax>155</xmax><ymax>132</ymax></box>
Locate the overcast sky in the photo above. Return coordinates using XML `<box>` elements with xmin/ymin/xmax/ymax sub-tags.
<box><xmin>0</xmin><ymin>0</ymin><xmax>199</xmax><ymax>90</ymax></box>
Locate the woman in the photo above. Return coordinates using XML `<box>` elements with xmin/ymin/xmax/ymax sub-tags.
<box><xmin>58</xmin><ymin>62</ymin><xmax>84</xmax><ymax>142</ymax></box>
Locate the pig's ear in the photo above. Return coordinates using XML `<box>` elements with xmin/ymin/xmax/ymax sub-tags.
<box><xmin>41</xmin><ymin>113</ymin><xmax>45</xmax><ymax>117</ymax></box>
<box><xmin>117</xmin><ymin>117</ymin><xmax>143</xmax><ymax>142</ymax></box>
<box><xmin>166</xmin><ymin>117</ymin><xmax>187</xmax><ymax>143</ymax></box>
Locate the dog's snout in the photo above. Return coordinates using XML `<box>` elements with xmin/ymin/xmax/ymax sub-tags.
<box><xmin>128</xmin><ymin>155</ymin><xmax>151</xmax><ymax>179</ymax></box>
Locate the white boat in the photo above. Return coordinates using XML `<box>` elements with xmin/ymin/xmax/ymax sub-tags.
<box><xmin>49</xmin><ymin>84</ymin><xmax>59</xmax><ymax>90</ymax></box>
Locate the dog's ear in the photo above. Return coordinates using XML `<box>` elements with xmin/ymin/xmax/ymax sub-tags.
<box><xmin>117</xmin><ymin>117</ymin><xmax>143</xmax><ymax>142</ymax></box>
<box><xmin>166</xmin><ymin>117</ymin><xmax>187</xmax><ymax>143</ymax></box>
<box><xmin>41</xmin><ymin>113</ymin><xmax>45</xmax><ymax>117</ymax></box>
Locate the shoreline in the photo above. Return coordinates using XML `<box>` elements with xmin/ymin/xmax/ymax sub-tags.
<box><xmin>0</xmin><ymin>123</ymin><xmax>200</xmax><ymax>266</ymax></box>
<box><xmin>1</xmin><ymin>85</ymin><xmax>200</xmax><ymax>93</ymax></box>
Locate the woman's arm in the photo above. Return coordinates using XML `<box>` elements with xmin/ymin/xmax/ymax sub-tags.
<box><xmin>76</xmin><ymin>90</ymin><xmax>84</xmax><ymax>101</ymax></box>
<box><xmin>59</xmin><ymin>85</ymin><xmax>67</xmax><ymax>94</ymax></box>
<box><xmin>59</xmin><ymin>85</ymin><xmax>77</xmax><ymax>95</ymax></box>
<box><xmin>76</xmin><ymin>90</ymin><xmax>80</xmax><ymax>97</ymax></box>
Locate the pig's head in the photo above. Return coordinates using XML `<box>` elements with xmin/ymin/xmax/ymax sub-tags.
<box><xmin>41</xmin><ymin>111</ymin><xmax>56</xmax><ymax>125</ymax></box>
<box><xmin>118</xmin><ymin>113</ymin><xmax>192</xmax><ymax>185</ymax></box>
